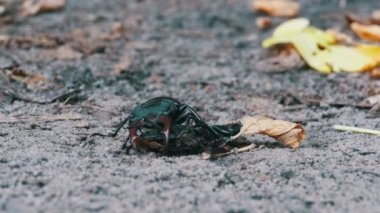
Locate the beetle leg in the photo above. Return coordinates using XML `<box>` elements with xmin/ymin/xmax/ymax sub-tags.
<box><xmin>160</xmin><ymin>115</ymin><xmax>172</xmax><ymax>151</ymax></box>
<box><xmin>128</xmin><ymin>127</ymin><xmax>139</xmax><ymax>149</ymax></box>
<box><xmin>112</xmin><ymin>115</ymin><xmax>130</xmax><ymax>137</ymax></box>
<box><xmin>177</xmin><ymin>104</ymin><xmax>222</xmax><ymax>140</ymax></box>
<box><xmin>122</xmin><ymin>137</ymin><xmax>133</xmax><ymax>154</ymax></box>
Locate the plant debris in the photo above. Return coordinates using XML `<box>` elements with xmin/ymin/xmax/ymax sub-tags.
<box><xmin>255</xmin><ymin>17</ymin><xmax>272</xmax><ymax>29</ymax></box>
<box><xmin>112</xmin><ymin>55</ymin><xmax>133</xmax><ymax>75</ymax></box>
<box><xmin>5</xmin><ymin>68</ymin><xmax>51</xmax><ymax>91</ymax></box>
<box><xmin>333</xmin><ymin>125</ymin><xmax>380</xmax><ymax>135</ymax></box>
<box><xmin>251</xmin><ymin>0</ymin><xmax>300</xmax><ymax>18</ymax></box>
<box><xmin>231</xmin><ymin>116</ymin><xmax>306</xmax><ymax>149</ymax></box>
<box><xmin>350</xmin><ymin>22</ymin><xmax>380</xmax><ymax>42</ymax></box>
<box><xmin>21</xmin><ymin>0</ymin><xmax>65</xmax><ymax>17</ymax></box>
<box><xmin>263</xmin><ymin>18</ymin><xmax>380</xmax><ymax>73</ymax></box>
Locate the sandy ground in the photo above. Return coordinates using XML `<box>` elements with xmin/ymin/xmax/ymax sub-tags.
<box><xmin>1</xmin><ymin>0</ymin><xmax>380</xmax><ymax>212</ymax></box>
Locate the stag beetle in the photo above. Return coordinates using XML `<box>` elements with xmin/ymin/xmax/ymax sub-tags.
<box><xmin>113</xmin><ymin>97</ymin><xmax>242</xmax><ymax>154</ymax></box>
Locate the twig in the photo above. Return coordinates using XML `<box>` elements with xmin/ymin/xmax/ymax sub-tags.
<box><xmin>80</xmin><ymin>103</ymin><xmax>119</xmax><ymax>115</ymax></box>
<box><xmin>333</xmin><ymin>125</ymin><xmax>380</xmax><ymax>135</ymax></box>
<box><xmin>4</xmin><ymin>89</ymin><xmax>80</xmax><ymax>104</ymax></box>
<box><xmin>0</xmin><ymin>113</ymin><xmax>82</xmax><ymax>124</ymax></box>
<box><xmin>201</xmin><ymin>143</ymin><xmax>256</xmax><ymax>160</ymax></box>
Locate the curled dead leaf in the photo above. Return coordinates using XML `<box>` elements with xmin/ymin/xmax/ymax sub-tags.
<box><xmin>252</xmin><ymin>0</ymin><xmax>300</xmax><ymax>18</ymax></box>
<box><xmin>231</xmin><ymin>116</ymin><xmax>306</xmax><ymax>148</ymax></box>
<box><xmin>350</xmin><ymin>22</ymin><xmax>380</xmax><ymax>42</ymax></box>
<box><xmin>21</xmin><ymin>0</ymin><xmax>65</xmax><ymax>17</ymax></box>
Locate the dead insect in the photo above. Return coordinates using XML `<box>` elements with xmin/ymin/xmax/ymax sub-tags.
<box><xmin>113</xmin><ymin>97</ymin><xmax>244</xmax><ymax>155</ymax></box>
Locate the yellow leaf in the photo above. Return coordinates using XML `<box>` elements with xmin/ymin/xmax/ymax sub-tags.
<box><xmin>273</xmin><ymin>18</ymin><xmax>310</xmax><ymax>36</ymax></box>
<box><xmin>357</xmin><ymin>45</ymin><xmax>380</xmax><ymax>63</ymax></box>
<box><xmin>262</xmin><ymin>18</ymin><xmax>380</xmax><ymax>73</ymax></box>
<box><xmin>291</xmin><ymin>33</ymin><xmax>332</xmax><ymax>73</ymax></box>
<box><xmin>323</xmin><ymin>46</ymin><xmax>376</xmax><ymax>72</ymax></box>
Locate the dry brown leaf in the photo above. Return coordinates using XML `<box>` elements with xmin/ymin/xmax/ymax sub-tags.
<box><xmin>370</xmin><ymin>67</ymin><xmax>380</xmax><ymax>79</ymax></box>
<box><xmin>112</xmin><ymin>56</ymin><xmax>133</xmax><ymax>75</ymax></box>
<box><xmin>21</xmin><ymin>0</ymin><xmax>65</xmax><ymax>17</ymax></box>
<box><xmin>372</xmin><ymin>10</ymin><xmax>380</xmax><ymax>23</ymax></box>
<box><xmin>255</xmin><ymin>17</ymin><xmax>272</xmax><ymax>29</ymax></box>
<box><xmin>231</xmin><ymin>116</ymin><xmax>306</xmax><ymax>148</ymax></box>
<box><xmin>350</xmin><ymin>22</ymin><xmax>380</xmax><ymax>42</ymax></box>
<box><xmin>252</xmin><ymin>0</ymin><xmax>300</xmax><ymax>18</ymax></box>
<box><xmin>6</xmin><ymin>68</ymin><xmax>51</xmax><ymax>91</ymax></box>
<box><xmin>345</xmin><ymin>13</ymin><xmax>373</xmax><ymax>25</ymax></box>
<box><xmin>55</xmin><ymin>45</ymin><xmax>81</xmax><ymax>60</ymax></box>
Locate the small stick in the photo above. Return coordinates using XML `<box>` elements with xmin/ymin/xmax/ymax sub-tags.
<box><xmin>201</xmin><ymin>143</ymin><xmax>256</xmax><ymax>160</ymax></box>
<box><xmin>80</xmin><ymin>103</ymin><xmax>119</xmax><ymax>115</ymax></box>
<box><xmin>333</xmin><ymin>125</ymin><xmax>380</xmax><ymax>135</ymax></box>
<box><xmin>4</xmin><ymin>89</ymin><xmax>80</xmax><ymax>104</ymax></box>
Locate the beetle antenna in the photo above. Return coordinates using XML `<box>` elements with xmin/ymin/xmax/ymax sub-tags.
<box><xmin>112</xmin><ymin>115</ymin><xmax>130</xmax><ymax>137</ymax></box>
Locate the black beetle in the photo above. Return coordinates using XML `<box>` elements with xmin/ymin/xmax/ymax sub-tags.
<box><xmin>113</xmin><ymin>97</ymin><xmax>242</xmax><ymax>154</ymax></box>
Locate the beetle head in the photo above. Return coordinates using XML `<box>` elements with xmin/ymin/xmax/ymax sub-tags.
<box><xmin>128</xmin><ymin>115</ymin><xmax>171</xmax><ymax>152</ymax></box>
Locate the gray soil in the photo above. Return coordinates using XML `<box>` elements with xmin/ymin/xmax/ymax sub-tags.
<box><xmin>1</xmin><ymin>0</ymin><xmax>380</xmax><ymax>212</ymax></box>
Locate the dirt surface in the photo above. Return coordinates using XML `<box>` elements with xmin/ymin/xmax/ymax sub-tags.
<box><xmin>1</xmin><ymin>0</ymin><xmax>380</xmax><ymax>212</ymax></box>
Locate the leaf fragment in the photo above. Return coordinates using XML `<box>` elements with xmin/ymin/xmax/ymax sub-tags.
<box><xmin>372</xmin><ymin>10</ymin><xmax>380</xmax><ymax>23</ymax></box>
<box><xmin>55</xmin><ymin>45</ymin><xmax>81</xmax><ymax>60</ymax></box>
<box><xmin>112</xmin><ymin>55</ymin><xmax>133</xmax><ymax>75</ymax></box>
<box><xmin>370</xmin><ymin>67</ymin><xmax>380</xmax><ymax>79</ymax></box>
<box><xmin>252</xmin><ymin>0</ymin><xmax>300</xmax><ymax>18</ymax></box>
<box><xmin>5</xmin><ymin>68</ymin><xmax>51</xmax><ymax>91</ymax></box>
<box><xmin>350</xmin><ymin>22</ymin><xmax>380</xmax><ymax>42</ymax></box>
<box><xmin>231</xmin><ymin>116</ymin><xmax>306</xmax><ymax>148</ymax></box>
<box><xmin>255</xmin><ymin>17</ymin><xmax>272</xmax><ymax>30</ymax></box>
<box><xmin>21</xmin><ymin>0</ymin><xmax>65</xmax><ymax>17</ymax></box>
